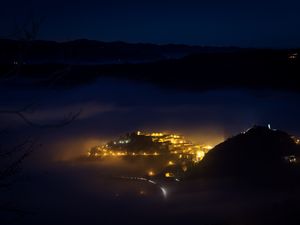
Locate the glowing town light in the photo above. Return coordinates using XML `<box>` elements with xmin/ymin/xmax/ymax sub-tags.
<box><xmin>203</xmin><ymin>145</ymin><xmax>213</xmax><ymax>150</ymax></box>
<box><xmin>168</xmin><ymin>161</ymin><xmax>175</xmax><ymax>166</ymax></box>
<box><xmin>196</xmin><ymin>150</ymin><xmax>205</xmax><ymax>160</ymax></box>
<box><xmin>148</xmin><ymin>171</ymin><xmax>155</xmax><ymax>176</ymax></box>
<box><xmin>165</xmin><ymin>172</ymin><xmax>174</xmax><ymax>178</ymax></box>
<box><xmin>151</xmin><ymin>132</ymin><xmax>163</xmax><ymax>137</ymax></box>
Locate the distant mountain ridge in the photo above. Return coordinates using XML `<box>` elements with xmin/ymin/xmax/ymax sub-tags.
<box><xmin>0</xmin><ymin>38</ymin><xmax>241</xmax><ymax>64</ymax></box>
<box><xmin>1</xmin><ymin>39</ymin><xmax>299</xmax><ymax>92</ymax></box>
<box><xmin>0</xmin><ymin>39</ymin><xmax>239</xmax><ymax>64</ymax></box>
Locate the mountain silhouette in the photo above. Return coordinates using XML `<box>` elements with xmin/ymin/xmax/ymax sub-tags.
<box><xmin>0</xmin><ymin>39</ymin><xmax>238</xmax><ymax>64</ymax></box>
<box><xmin>189</xmin><ymin>125</ymin><xmax>300</xmax><ymax>179</ymax></box>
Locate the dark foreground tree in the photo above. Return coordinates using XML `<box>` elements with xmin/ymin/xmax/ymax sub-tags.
<box><xmin>0</xmin><ymin>15</ymin><xmax>81</xmax><ymax>223</ymax></box>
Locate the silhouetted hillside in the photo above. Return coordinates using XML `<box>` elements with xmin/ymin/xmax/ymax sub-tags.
<box><xmin>189</xmin><ymin>126</ymin><xmax>300</xmax><ymax>179</ymax></box>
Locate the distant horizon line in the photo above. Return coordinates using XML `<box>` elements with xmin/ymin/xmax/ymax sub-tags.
<box><xmin>1</xmin><ymin>37</ymin><xmax>300</xmax><ymax>50</ymax></box>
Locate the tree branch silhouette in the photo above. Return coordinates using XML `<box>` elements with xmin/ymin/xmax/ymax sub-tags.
<box><xmin>0</xmin><ymin>14</ymin><xmax>81</xmax><ymax>222</ymax></box>
<box><xmin>0</xmin><ymin>105</ymin><xmax>82</xmax><ymax>128</ymax></box>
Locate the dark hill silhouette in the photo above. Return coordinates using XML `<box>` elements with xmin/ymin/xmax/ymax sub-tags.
<box><xmin>189</xmin><ymin>126</ymin><xmax>300</xmax><ymax>179</ymax></box>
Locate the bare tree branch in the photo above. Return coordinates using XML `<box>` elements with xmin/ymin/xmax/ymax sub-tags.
<box><xmin>0</xmin><ymin>140</ymin><xmax>35</xmax><ymax>182</ymax></box>
<box><xmin>0</xmin><ymin>13</ymin><xmax>82</xmax><ymax>223</ymax></box>
<box><xmin>0</xmin><ymin>139</ymin><xmax>31</xmax><ymax>158</ymax></box>
<box><xmin>0</xmin><ymin>105</ymin><xmax>82</xmax><ymax>128</ymax></box>
<box><xmin>0</xmin><ymin>202</ymin><xmax>36</xmax><ymax>225</ymax></box>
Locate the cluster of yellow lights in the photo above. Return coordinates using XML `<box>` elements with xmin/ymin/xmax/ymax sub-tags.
<box><xmin>138</xmin><ymin>131</ymin><xmax>165</xmax><ymax>137</ymax></box>
<box><xmin>90</xmin><ymin>150</ymin><xmax>162</xmax><ymax>157</ymax></box>
<box><xmin>139</xmin><ymin>131</ymin><xmax>186</xmax><ymax>144</ymax></box>
<box><xmin>89</xmin><ymin>131</ymin><xmax>215</xmax><ymax>165</ymax></box>
<box><xmin>136</xmin><ymin>132</ymin><xmax>213</xmax><ymax>153</ymax></box>
<box><xmin>150</xmin><ymin>133</ymin><xmax>164</xmax><ymax>137</ymax></box>
<box><xmin>170</xmin><ymin>134</ymin><xmax>180</xmax><ymax>138</ymax></box>
<box><xmin>165</xmin><ymin>172</ymin><xmax>175</xmax><ymax>178</ymax></box>
<box><xmin>89</xmin><ymin>147</ymin><xmax>208</xmax><ymax>163</ymax></box>
<box><xmin>89</xmin><ymin>148</ymin><xmax>208</xmax><ymax>163</ymax></box>
<box><xmin>195</xmin><ymin>150</ymin><xmax>205</xmax><ymax>162</ymax></box>
<box><xmin>203</xmin><ymin>145</ymin><xmax>213</xmax><ymax>150</ymax></box>
<box><xmin>87</xmin><ymin>132</ymin><xmax>217</xmax><ymax>181</ymax></box>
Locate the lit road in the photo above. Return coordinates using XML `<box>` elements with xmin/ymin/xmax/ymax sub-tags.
<box><xmin>118</xmin><ymin>176</ymin><xmax>168</xmax><ymax>199</ymax></box>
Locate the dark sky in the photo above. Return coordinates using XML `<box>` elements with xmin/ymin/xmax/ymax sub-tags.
<box><xmin>1</xmin><ymin>0</ymin><xmax>300</xmax><ymax>47</ymax></box>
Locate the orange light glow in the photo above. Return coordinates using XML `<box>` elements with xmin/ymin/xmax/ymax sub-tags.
<box><xmin>148</xmin><ymin>171</ymin><xmax>155</xmax><ymax>176</ymax></box>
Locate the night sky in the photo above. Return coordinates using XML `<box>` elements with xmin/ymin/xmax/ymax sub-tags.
<box><xmin>1</xmin><ymin>1</ymin><xmax>300</xmax><ymax>224</ymax></box>
<box><xmin>1</xmin><ymin>0</ymin><xmax>300</xmax><ymax>47</ymax></box>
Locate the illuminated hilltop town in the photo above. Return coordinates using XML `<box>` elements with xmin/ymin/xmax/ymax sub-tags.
<box><xmin>88</xmin><ymin>131</ymin><xmax>213</xmax><ymax>177</ymax></box>
<box><xmin>88</xmin><ymin>131</ymin><xmax>212</xmax><ymax>162</ymax></box>
<box><xmin>87</xmin><ymin>126</ymin><xmax>300</xmax><ymax>178</ymax></box>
